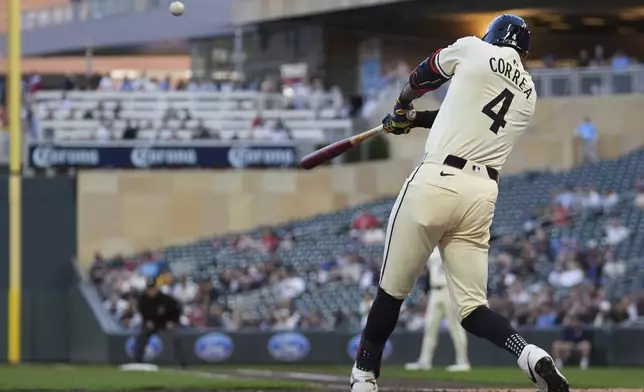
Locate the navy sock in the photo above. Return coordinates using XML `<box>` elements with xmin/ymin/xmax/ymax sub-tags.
<box><xmin>461</xmin><ymin>305</ymin><xmax>527</xmax><ymax>358</ymax></box>
<box><xmin>355</xmin><ymin>288</ymin><xmax>403</xmax><ymax>377</ymax></box>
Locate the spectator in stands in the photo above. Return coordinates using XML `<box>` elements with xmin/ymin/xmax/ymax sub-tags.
<box><xmin>275</xmin><ymin>266</ymin><xmax>305</xmax><ymax>300</ymax></box>
<box><xmin>260</xmin><ymin>229</ymin><xmax>280</xmax><ymax>253</ymax></box>
<box><xmin>604</xmin><ymin>219</ymin><xmax>630</xmax><ymax>246</ymax></box>
<box><xmin>637</xmin><ymin>294</ymin><xmax>644</xmax><ymax>321</ymax></box>
<box><xmin>552</xmin><ymin>315</ymin><xmax>591</xmax><ymax>370</ymax></box>
<box><xmin>122</xmin><ymin>120</ymin><xmax>139</xmax><ymax>140</ymax></box>
<box><xmin>611</xmin><ymin>51</ymin><xmax>631</xmax><ymax>71</ymax></box>
<box><xmin>602</xmin><ymin>252</ymin><xmax>626</xmax><ymax>281</ymax></box>
<box><xmin>194</xmin><ymin>119</ymin><xmax>217</xmax><ymax>139</ymax></box>
<box><xmin>98</xmin><ymin>73</ymin><xmax>114</xmax><ymax>91</ymax></box>
<box><xmin>89</xmin><ymin>252</ymin><xmax>106</xmax><ymax>285</ymax></box>
<box><xmin>550</xmin><ymin>200</ymin><xmax>570</xmax><ymax>227</ymax></box>
<box><xmin>58</xmin><ymin>92</ymin><xmax>72</xmax><ymax>115</ymax></box>
<box><xmin>580</xmin><ymin>186</ymin><xmax>602</xmax><ymax>215</ymax></box>
<box><xmin>164</xmin><ymin>105</ymin><xmax>179</xmax><ymax>121</ymax></box>
<box><xmin>507</xmin><ymin>280</ymin><xmax>530</xmax><ymax>307</ymax></box>
<box><xmin>606</xmin><ymin>297</ymin><xmax>637</xmax><ymax>325</ymax></box>
<box><xmin>175</xmin><ymin>79</ymin><xmax>187</xmax><ymax>91</ymax></box>
<box><xmin>352</xmin><ymin>211</ymin><xmax>378</xmax><ymax>230</ymax></box>
<box><xmin>113</xmin><ymin>101</ymin><xmax>123</xmax><ymax>119</ymax></box>
<box><xmin>333</xmin><ymin>310</ymin><xmax>352</xmax><ymax>330</ymax></box>
<box><xmin>187</xmin><ymin>78</ymin><xmax>200</xmax><ymax>92</ymax></box>
<box><xmin>268</xmin><ymin>118</ymin><xmax>292</xmax><ymax>141</ymax></box>
<box><xmin>250</xmin><ymin>116</ymin><xmax>270</xmax><ymax>140</ymax></box>
<box><xmin>63</xmin><ymin>73</ymin><xmax>76</xmax><ymax>91</ymax></box>
<box><xmin>160</xmin><ymin>75</ymin><xmax>173</xmax><ymax>91</ymax></box>
<box><xmin>591</xmin><ymin>45</ymin><xmax>606</xmax><ymax>67</ymax></box>
<box><xmin>555</xmin><ymin>186</ymin><xmax>576</xmax><ymax>210</ymax></box>
<box><xmin>548</xmin><ymin>261</ymin><xmax>585</xmax><ymax>288</ymax></box>
<box><xmin>82</xmin><ymin>107</ymin><xmax>94</xmax><ymax>120</ymax></box>
<box><xmin>602</xmin><ymin>190</ymin><xmax>619</xmax><ymax>214</ymax></box>
<box><xmin>120</xmin><ymin>76</ymin><xmax>134</xmax><ymax>92</ymax></box>
<box><xmin>95</xmin><ymin>120</ymin><xmax>111</xmax><ymax>142</ymax></box>
<box><xmin>575</xmin><ymin>116</ymin><xmax>599</xmax><ymax>164</ymax></box>
<box><xmin>208</xmin><ymin>303</ymin><xmax>233</xmax><ymax>329</ymax></box>
<box><xmin>172</xmin><ymin>276</ymin><xmax>198</xmax><ymax>305</ymax></box>
<box><xmin>194</xmin><ymin>279</ymin><xmax>219</xmax><ymax>311</ymax></box>
<box><xmin>535</xmin><ymin>302</ymin><xmax>559</xmax><ymax>328</ymax></box>
<box><xmin>577</xmin><ymin>49</ymin><xmax>590</xmax><ymax>67</ymax></box>
<box><xmin>634</xmin><ymin>175</ymin><xmax>644</xmax><ymax>210</ymax></box>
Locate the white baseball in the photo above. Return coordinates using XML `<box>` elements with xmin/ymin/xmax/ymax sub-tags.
<box><xmin>169</xmin><ymin>1</ymin><xmax>184</xmax><ymax>16</ymax></box>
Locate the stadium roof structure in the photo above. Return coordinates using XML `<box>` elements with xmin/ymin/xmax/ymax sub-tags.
<box><xmin>0</xmin><ymin>0</ymin><xmax>234</xmax><ymax>56</ymax></box>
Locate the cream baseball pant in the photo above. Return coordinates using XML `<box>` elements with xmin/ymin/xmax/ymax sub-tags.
<box><xmin>379</xmin><ymin>153</ymin><xmax>498</xmax><ymax>321</ymax></box>
<box><xmin>418</xmin><ymin>286</ymin><xmax>469</xmax><ymax>366</ymax></box>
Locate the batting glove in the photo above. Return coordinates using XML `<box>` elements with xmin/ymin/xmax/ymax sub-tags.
<box><xmin>383</xmin><ymin>99</ymin><xmax>414</xmax><ymax>135</ymax></box>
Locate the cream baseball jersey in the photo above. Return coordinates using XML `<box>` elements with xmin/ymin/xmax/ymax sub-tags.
<box><xmin>427</xmin><ymin>249</ymin><xmax>447</xmax><ymax>287</ymax></box>
<box><xmin>424</xmin><ymin>36</ymin><xmax>537</xmax><ymax>171</ymax></box>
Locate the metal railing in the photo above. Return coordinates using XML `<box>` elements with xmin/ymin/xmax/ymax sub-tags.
<box><xmin>530</xmin><ymin>65</ymin><xmax>644</xmax><ymax>98</ymax></box>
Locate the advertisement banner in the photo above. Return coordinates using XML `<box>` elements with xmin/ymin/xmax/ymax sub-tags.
<box><xmin>27</xmin><ymin>144</ymin><xmax>297</xmax><ymax>169</ymax></box>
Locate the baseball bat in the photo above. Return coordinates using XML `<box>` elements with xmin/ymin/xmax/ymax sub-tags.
<box><xmin>300</xmin><ymin>110</ymin><xmax>416</xmax><ymax>170</ymax></box>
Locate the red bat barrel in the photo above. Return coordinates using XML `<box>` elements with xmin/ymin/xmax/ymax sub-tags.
<box><xmin>300</xmin><ymin>139</ymin><xmax>354</xmax><ymax>170</ymax></box>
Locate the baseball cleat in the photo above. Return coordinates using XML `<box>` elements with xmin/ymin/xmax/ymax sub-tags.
<box><xmin>446</xmin><ymin>363</ymin><xmax>471</xmax><ymax>372</ymax></box>
<box><xmin>518</xmin><ymin>344</ymin><xmax>569</xmax><ymax>392</ymax></box>
<box><xmin>404</xmin><ymin>362</ymin><xmax>432</xmax><ymax>371</ymax></box>
<box><xmin>350</xmin><ymin>365</ymin><xmax>378</xmax><ymax>392</ymax></box>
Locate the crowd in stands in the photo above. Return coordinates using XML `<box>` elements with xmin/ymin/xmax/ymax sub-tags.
<box><xmin>90</xmin><ymin>164</ymin><xmax>644</xmax><ymax>333</ymax></box>
<box><xmin>13</xmin><ymin>71</ymin><xmax>350</xmax><ymax>143</ymax></box>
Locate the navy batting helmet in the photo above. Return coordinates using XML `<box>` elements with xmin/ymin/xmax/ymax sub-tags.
<box><xmin>482</xmin><ymin>14</ymin><xmax>531</xmax><ymax>54</ymax></box>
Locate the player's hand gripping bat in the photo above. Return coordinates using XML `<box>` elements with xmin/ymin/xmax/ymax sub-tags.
<box><xmin>300</xmin><ymin>110</ymin><xmax>416</xmax><ymax>170</ymax></box>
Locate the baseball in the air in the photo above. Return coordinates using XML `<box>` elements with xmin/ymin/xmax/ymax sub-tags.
<box><xmin>169</xmin><ymin>1</ymin><xmax>184</xmax><ymax>16</ymax></box>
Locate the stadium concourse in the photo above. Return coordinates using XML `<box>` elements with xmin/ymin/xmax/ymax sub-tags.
<box><xmin>91</xmin><ymin>149</ymin><xmax>644</xmax><ymax>336</ymax></box>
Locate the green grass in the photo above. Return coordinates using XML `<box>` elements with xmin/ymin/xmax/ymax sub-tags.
<box><xmin>198</xmin><ymin>364</ymin><xmax>644</xmax><ymax>389</ymax></box>
<box><xmin>0</xmin><ymin>365</ymin><xmax>307</xmax><ymax>390</ymax></box>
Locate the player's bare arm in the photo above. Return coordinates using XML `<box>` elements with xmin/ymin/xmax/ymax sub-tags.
<box><xmin>382</xmin><ymin>50</ymin><xmax>449</xmax><ymax>135</ymax></box>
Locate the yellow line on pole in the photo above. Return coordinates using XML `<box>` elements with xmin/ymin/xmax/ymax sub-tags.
<box><xmin>7</xmin><ymin>0</ymin><xmax>22</xmax><ymax>366</ymax></box>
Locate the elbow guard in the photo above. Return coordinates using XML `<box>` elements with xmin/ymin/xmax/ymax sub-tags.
<box><xmin>409</xmin><ymin>49</ymin><xmax>450</xmax><ymax>94</ymax></box>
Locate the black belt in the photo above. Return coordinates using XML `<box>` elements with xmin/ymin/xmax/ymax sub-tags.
<box><xmin>431</xmin><ymin>285</ymin><xmax>446</xmax><ymax>290</ymax></box>
<box><xmin>443</xmin><ymin>154</ymin><xmax>499</xmax><ymax>183</ymax></box>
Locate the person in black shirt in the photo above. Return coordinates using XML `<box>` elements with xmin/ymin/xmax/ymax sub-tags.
<box><xmin>552</xmin><ymin>315</ymin><xmax>591</xmax><ymax>370</ymax></box>
<box><xmin>133</xmin><ymin>277</ymin><xmax>185</xmax><ymax>366</ymax></box>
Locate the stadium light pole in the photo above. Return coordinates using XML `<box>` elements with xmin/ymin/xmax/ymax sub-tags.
<box><xmin>7</xmin><ymin>0</ymin><xmax>22</xmax><ymax>365</ymax></box>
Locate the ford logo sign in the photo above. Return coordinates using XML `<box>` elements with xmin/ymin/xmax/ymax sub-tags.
<box><xmin>347</xmin><ymin>334</ymin><xmax>392</xmax><ymax>361</ymax></box>
<box><xmin>267</xmin><ymin>332</ymin><xmax>310</xmax><ymax>362</ymax></box>
<box><xmin>195</xmin><ymin>333</ymin><xmax>234</xmax><ymax>362</ymax></box>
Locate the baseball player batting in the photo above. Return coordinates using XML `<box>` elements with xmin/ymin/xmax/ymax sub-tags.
<box><xmin>405</xmin><ymin>249</ymin><xmax>470</xmax><ymax>372</ymax></box>
<box><xmin>350</xmin><ymin>14</ymin><xmax>569</xmax><ymax>392</ymax></box>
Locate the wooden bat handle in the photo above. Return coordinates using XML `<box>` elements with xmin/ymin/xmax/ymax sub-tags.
<box><xmin>348</xmin><ymin>125</ymin><xmax>383</xmax><ymax>145</ymax></box>
<box><xmin>347</xmin><ymin>109</ymin><xmax>416</xmax><ymax>145</ymax></box>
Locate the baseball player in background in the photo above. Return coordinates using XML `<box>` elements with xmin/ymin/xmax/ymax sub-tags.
<box><xmin>405</xmin><ymin>249</ymin><xmax>470</xmax><ymax>372</ymax></box>
<box><xmin>350</xmin><ymin>14</ymin><xmax>569</xmax><ymax>392</ymax></box>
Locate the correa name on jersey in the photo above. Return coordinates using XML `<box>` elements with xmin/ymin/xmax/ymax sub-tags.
<box><xmin>227</xmin><ymin>147</ymin><xmax>296</xmax><ymax>169</ymax></box>
<box><xmin>488</xmin><ymin>57</ymin><xmax>534</xmax><ymax>99</ymax></box>
<box><xmin>31</xmin><ymin>146</ymin><xmax>100</xmax><ymax>168</ymax></box>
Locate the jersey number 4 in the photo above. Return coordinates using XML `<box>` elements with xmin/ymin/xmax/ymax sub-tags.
<box><xmin>482</xmin><ymin>88</ymin><xmax>515</xmax><ymax>134</ymax></box>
